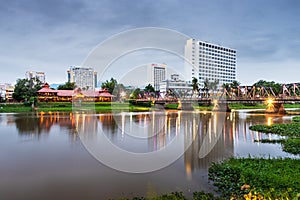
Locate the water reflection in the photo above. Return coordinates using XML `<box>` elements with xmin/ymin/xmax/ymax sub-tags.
<box><xmin>3</xmin><ymin>111</ymin><xmax>297</xmax><ymax>161</ymax></box>
<box><xmin>0</xmin><ymin>111</ymin><xmax>299</xmax><ymax>200</ymax></box>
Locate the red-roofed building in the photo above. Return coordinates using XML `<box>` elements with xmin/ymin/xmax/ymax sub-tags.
<box><xmin>37</xmin><ymin>83</ymin><xmax>113</xmax><ymax>102</ymax></box>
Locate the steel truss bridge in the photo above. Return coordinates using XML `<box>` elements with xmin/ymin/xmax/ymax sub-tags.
<box><xmin>139</xmin><ymin>83</ymin><xmax>300</xmax><ymax>113</ymax></box>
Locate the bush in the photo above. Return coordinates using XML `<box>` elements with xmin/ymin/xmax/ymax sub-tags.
<box><xmin>129</xmin><ymin>100</ymin><xmax>152</xmax><ymax>107</ymax></box>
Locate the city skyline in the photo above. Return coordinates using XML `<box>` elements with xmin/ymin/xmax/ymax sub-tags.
<box><xmin>0</xmin><ymin>1</ymin><xmax>300</xmax><ymax>85</ymax></box>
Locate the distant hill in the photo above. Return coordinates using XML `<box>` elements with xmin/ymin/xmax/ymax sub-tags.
<box><xmin>50</xmin><ymin>83</ymin><xmax>63</xmax><ymax>89</ymax></box>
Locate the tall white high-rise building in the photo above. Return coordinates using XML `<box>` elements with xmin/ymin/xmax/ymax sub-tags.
<box><xmin>148</xmin><ymin>63</ymin><xmax>166</xmax><ymax>91</ymax></box>
<box><xmin>184</xmin><ymin>39</ymin><xmax>237</xmax><ymax>88</ymax></box>
<box><xmin>25</xmin><ymin>71</ymin><xmax>46</xmax><ymax>83</ymax></box>
<box><xmin>67</xmin><ymin>66</ymin><xmax>97</xmax><ymax>91</ymax></box>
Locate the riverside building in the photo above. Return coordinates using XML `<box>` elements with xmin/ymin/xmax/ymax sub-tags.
<box><xmin>67</xmin><ymin>66</ymin><xmax>97</xmax><ymax>91</ymax></box>
<box><xmin>184</xmin><ymin>39</ymin><xmax>236</xmax><ymax>88</ymax></box>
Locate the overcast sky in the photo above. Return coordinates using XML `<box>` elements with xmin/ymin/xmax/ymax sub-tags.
<box><xmin>1</xmin><ymin>0</ymin><xmax>300</xmax><ymax>85</ymax></box>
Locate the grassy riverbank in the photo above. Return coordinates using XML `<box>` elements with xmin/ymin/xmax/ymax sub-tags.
<box><xmin>1</xmin><ymin>102</ymin><xmax>300</xmax><ymax>113</ymax></box>
<box><xmin>0</xmin><ymin>102</ymin><xmax>151</xmax><ymax>113</ymax></box>
<box><xmin>209</xmin><ymin>158</ymin><xmax>300</xmax><ymax>200</ymax></box>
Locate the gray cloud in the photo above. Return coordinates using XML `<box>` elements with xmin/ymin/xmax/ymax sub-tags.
<box><xmin>0</xmin><ymin>0</ymin><xmax>300</xmax><ymax>84</ymax></box>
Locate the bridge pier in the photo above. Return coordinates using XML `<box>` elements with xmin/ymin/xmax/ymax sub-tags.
<box><xmin>154</xmin><ymin>102</ymin><xmax>166</xmax><ymax>110</ymax></box>
<box><xmin>213</xmin><ymin>102</ymin><xmax>231</xmax><ymax>112</ymax></box>
<box><xmin>266</xmin><ymin>103</ymin><xmax>286</xmax><ymax>114</ymax></box>
<box><xmin>177</xmin><ymin>101</ymin><xmax>194</xmax><ymax>110</ymax></box>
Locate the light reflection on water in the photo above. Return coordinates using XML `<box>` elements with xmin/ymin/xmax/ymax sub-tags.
<box><xmin>0</xmin><ymin>110</ymin><xmax>299</xmax><ymax>200</ymax></box>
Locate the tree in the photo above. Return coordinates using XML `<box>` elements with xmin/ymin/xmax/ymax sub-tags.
<box><xmin>130</xmin><ymin>88</ymin><xmax>142</xmax><ymax>99</ymax></box>
<box><xmin>13</xmin><ymin>78</ymin><xmax>43</xmax><ymax>102</ymax></box>
<box><xmin>192</xmin><ymin>77</ymin><xmax>199</xmax><ymax>93</ymax></box>
<box><xmin>144</xmin><ymin>84</ymin><xmax>155</xmax><ymax>93</ymax></box>
<box><xmin>222</xmin><ymin>83</ymin><xmax>231</xmax><ymax>92</ymax></box>
<box><xmin>230</xmin><ymin>80</ymin><xmax>241</xmax><ymax>96</ymax></box>
<box><xmin>101</xmin><ymin>78</ymin><xmax>131</xmax><ymax>100</ymax></box>
<box><xmin>253</xmin><ymin>80</ymin><xmax>281</xmax><ymax>96</ymax></box>
<box><xmin>114</xmin><ymin>83</ymin><xmax>127</xmax><ymax>101</ymax></box>
<box><xmin>101</xmin><ymin>78</ymin><xmax>117</xmax><ymax>94</ymax></box>
<box><xmin>57</xmin><ymin>82</ymin><xmax>76</xmax><ymax>90</ymax></box>
<box><xmin>210</xmin><ymin>79</ymin><xmax>220</xmax><ymax>92</ymax></box>
<box><xmin>231</xmin><ymin>80</ymin><xmax>240</xmax><ymax>90</ymax></box>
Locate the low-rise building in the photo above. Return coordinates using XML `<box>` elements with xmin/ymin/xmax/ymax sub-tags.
<box><xmin>37</xmin><ymin>83</ymin><xmax>113</xmax><ymax>102</ymax></box>
<box><xmin>159</xmin><ymin>74</ymin><xmax>192</xmax><ymax>94</ymax></box>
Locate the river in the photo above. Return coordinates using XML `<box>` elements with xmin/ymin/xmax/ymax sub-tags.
<box><xmin>0</xmin><ymin>110</ymin><xmax>299</xmax><ymax>200</ymax></box>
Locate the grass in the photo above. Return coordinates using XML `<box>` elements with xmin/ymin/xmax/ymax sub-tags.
<box><xmin>2</xmin><ymin>102</ymin><xmax>300</xmax><ymax>113</ymax></box>
<box><xmin>209</xmin><ymin>157</ymin><xmax>300</xmax><ymax>199</ymax></box>
<box><xmin>193</xmin><ymin>105</ymin><xmax>214</xmax><ymax>111</ymax></box>
<box><xmin>0</xmin><ymin>103</ymin><xmax>32</xmax><ymax>112</ymax></box>
<box><xmin>164</xmin><ymin>103</ymin><xmax>179</xmax><ymax>109</ymax></box>
<box><xmin>0</xmin><ymin>102</ymin><xmax>151</xmax><ymax>113</ymax></box>
<box><xmin>283</xmin><ymin>104</ymin><xmax>300</xmax><ymax>108</ymax></box>
<box><xmin>229</xmin><ymin>103</ymin><xmax>266</xmax><ymax>110</ymax></box>
<box><xmin>250</xmin><ymin>116</ymin><xmax>300</xmax><ymax>155</ymax></box>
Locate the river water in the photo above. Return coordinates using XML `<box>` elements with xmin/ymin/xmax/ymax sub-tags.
<box><xmin>0</xmin><ymin>110</ymin><xmax>299</xmax><ymax>200</ymax></box>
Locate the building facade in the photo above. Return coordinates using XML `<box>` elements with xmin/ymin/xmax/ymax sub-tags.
<box><xmin>184</xmin><ymin>39</ymin><xmax>236</xmax><ymax>88</ymax></box>
<box><xmin>5</xmin><ymin>85</ymin><xmax>15</xmax><ymax>102</ymax></box>
<box><xmin>159</xmin><ymin>74</ymin><xmax>192</xmax><ymax>94</ymax></box>
<box><xmin>0</xmin><ymin>83</ymin><xmax>14</xmax><ymax>101</ymax></box>
<box><xmin>37</xmin><ymin>83</ymin><xmax>113</xmax><ymax>102</ymax></box>
<box><xmin>148</xmin><ymin>63</ymin><xmax>166</xmax><ymax>91</ymax></box>
<box><xmin>25</xmin><ymin>71</ymin><xmax>46</xmax><ymax>84</ymax></box>
<box><xmin>67</xmin><ymin>66</ymin><xmax>97</xmax><ymax>91</ymax></box>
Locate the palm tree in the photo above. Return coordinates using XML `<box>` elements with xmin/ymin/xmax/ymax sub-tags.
<box><xmin>192</xmin><ymin>77</ymin><xmax>199</xmax><ymax>97</ymax></box>
<box><xmin>203</xmin><ymin>78</ymin><xmax>210</xmax><ymax>97</ymax></box>
<box><xmin>192</xmin><ymin>77</ymin><xmax>199</xmax><ymax>92</ymax></box>
<box><xmin>231</xmin><ymin>80</ymin><xmax>240</xmax><ymax>90</ymax></box>
<box><xmin>230</xmin><ymin>81</ymin><xmax>240</xmax><ymax>96</ymax></box>
<box><xmin>211</xmin><ymin>79</ymin><xmax>220</xmax><ymax>92</ymax></box>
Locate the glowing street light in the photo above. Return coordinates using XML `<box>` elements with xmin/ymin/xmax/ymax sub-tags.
<box><xmin>266</xmin><ymin>98</ymin><xmax>274</xmax><ymax>105</ymax></box>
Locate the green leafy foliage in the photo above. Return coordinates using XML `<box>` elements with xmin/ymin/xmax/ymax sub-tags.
<box><xmin>13</xmin><ymin>78</ymin><xmax>43</xmax><ymax>102</ymax></box>
<box><xmin>57</xmin><ymin>82</ymin><xmax>76</xmax><ymax>90</ymax></box>
<box><xmin>192</xmin><ymin>77</ymin><xmax>199</xmax><ymax>93</ymax></box>
<box><xmin>253</xmin><ymin>80</ymin><xmax>282</xmax><ymax>95</ymax></box>
<box><xmin>249</xmin><ymin>123</ymin><xmax>300</xmax><ymax>137</ymax></box>
<box><xmin>101</xmin><ymin>78</ymin><xmax>129</xmax><ymax>100</ymax></box>
<box><xmin>101</xmin><ymin>78</ymin><xmax>117</xmax><ymax>94</ymax></box>
<box><xmin>209</xmin><ymin>158</ymin><xmax>300</xmax><ymax>199</ymax></box>
<box><xmin>282</xmin><ymin>138</ymin><xmax>300</xmax><ymax>155</ymax></box>
<box><xmin>250</xmin><ymin>117</ymin><xmax>300</xmax><ymax>155</ymax></box>
<box><xmin>292</xmin><ymin>116</ymin><xmax>300</xmax><ymax>123</ymax></box>
<box><xmin>144</xmin><ymin>84</ymin><xmax>155</xmax><ymax>93</ymax></box>
<box><xmin>193</xmin><ymin>191</ymin><xmax>225</xmax><ymax>200</ymax></box>
<box><xmin>130</xmin><ymin>88</ymin><xmax>143</xmax><ymax>99</ymax></box>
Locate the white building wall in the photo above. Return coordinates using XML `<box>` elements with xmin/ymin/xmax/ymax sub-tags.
<box><xmin>25</xmin><ymin>71</ymin><xmax>46</xmax><ymax>83</ymax></box>
<box><xmin>68</xmin><ymin>66</ymin><xmax>96</xmax><ymax>90</ymax></box>
<box><xmin>185</xmin><ymin>39</ymin><xmax>237</xmax><ymax>88</ymax></box>
<box><xmin>148</xmin><ymin>63</ymin><xmax>166</xmax><ymax>91</ymax></box>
